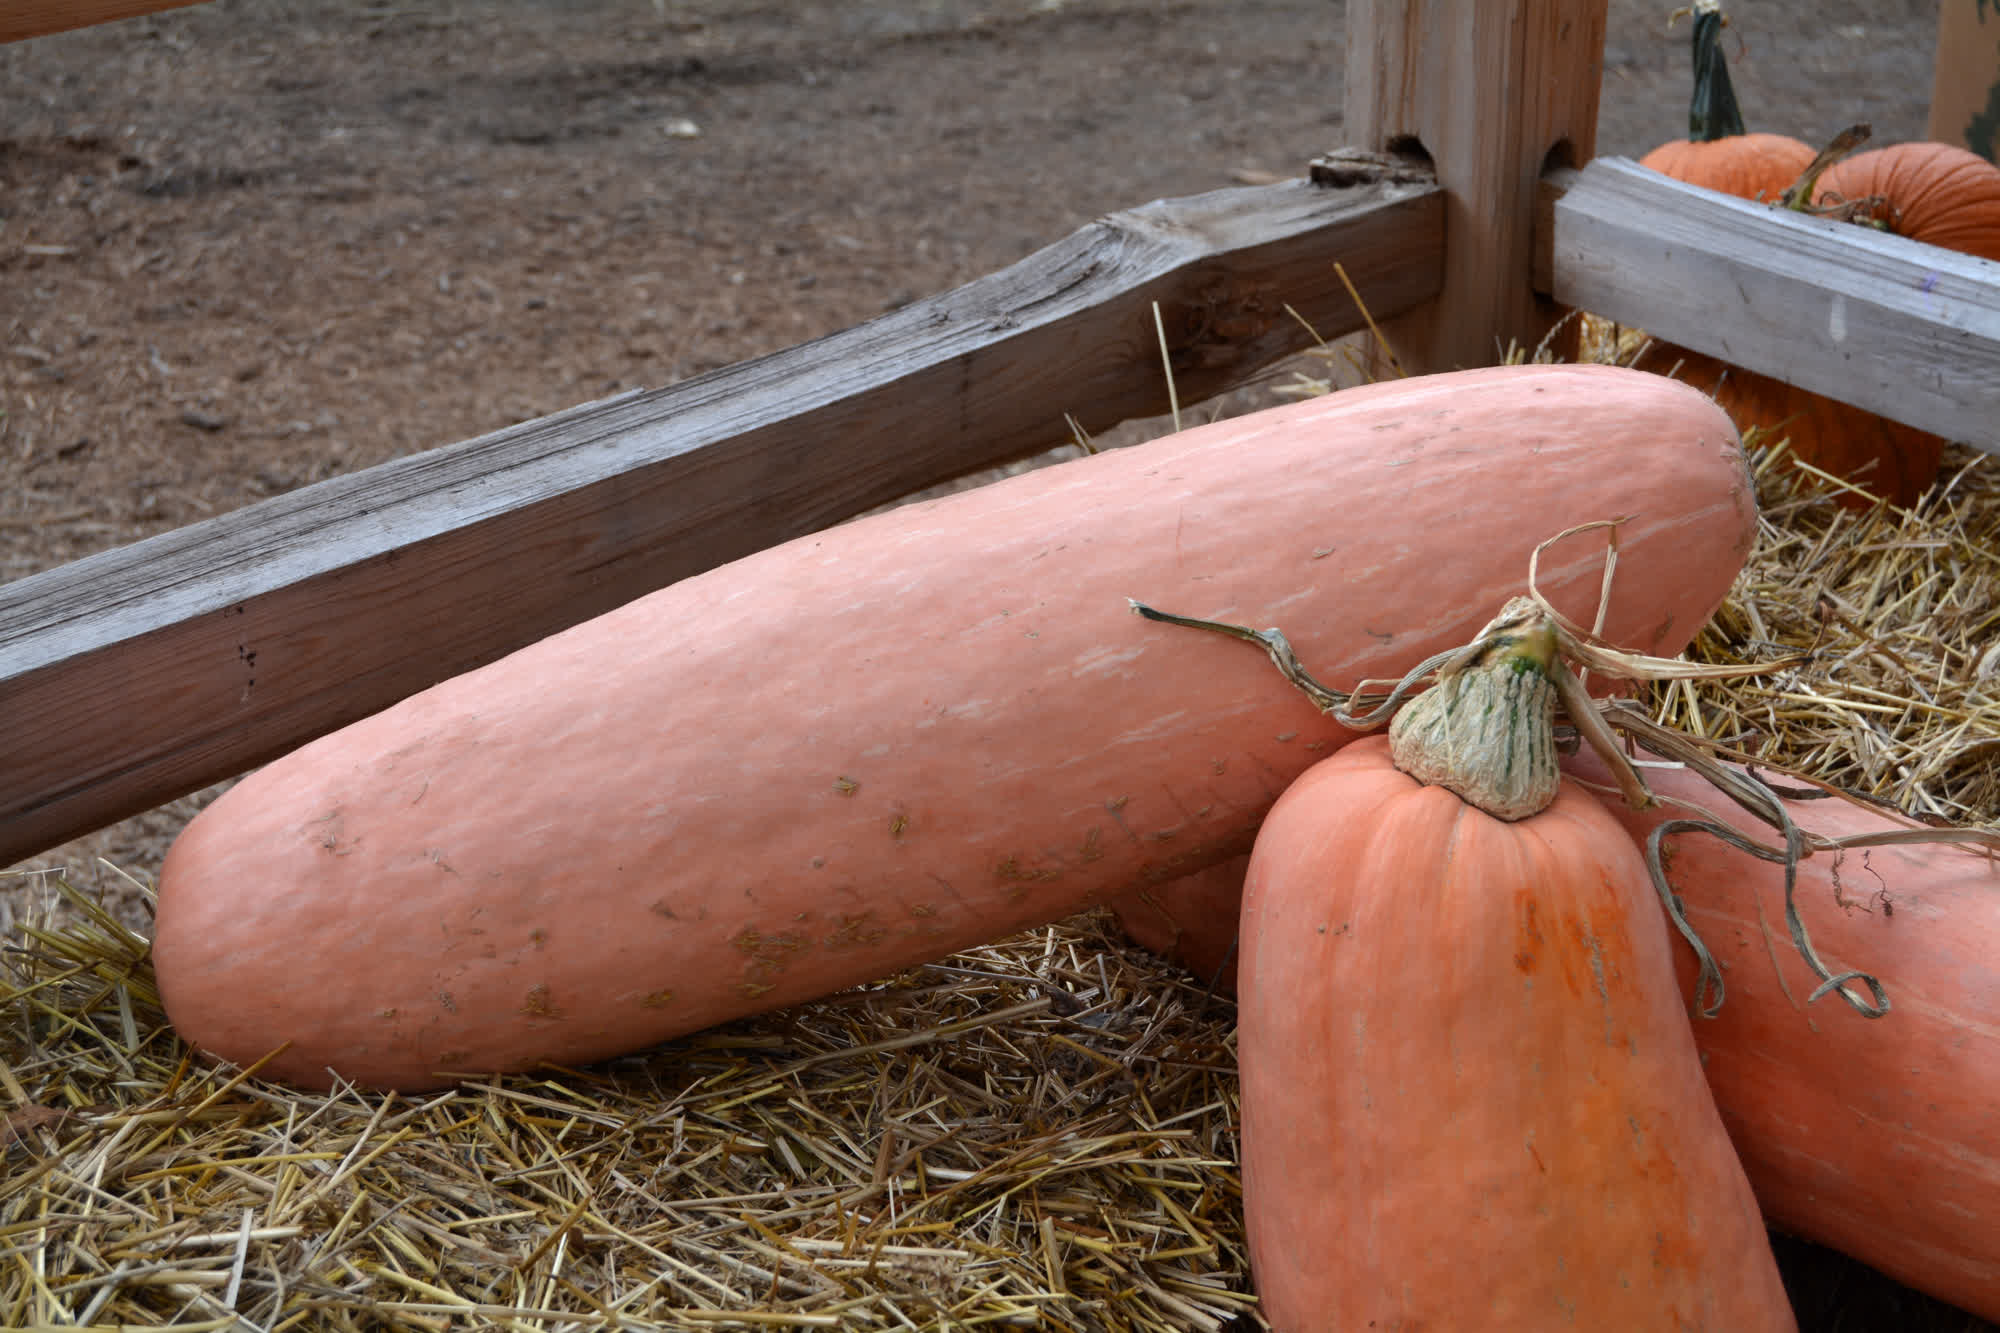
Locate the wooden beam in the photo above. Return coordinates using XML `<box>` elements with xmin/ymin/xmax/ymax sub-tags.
<box><xmin>0</xmin><ymin>172</ymin><xmax>1443</xmax><ymax>868</ymax></box>
<box><xmin>1343</xmin><ymin>0</ymin><xmax>1607</xmax><ymax>372</ymax></box>
<box><xmin>1539</xmin><ymin>157</ymin><xmax>2000</xmax><ymax>451</ymax></box>
<box><xmin>1</xmin><ymin>0</ymin><xmax>210</xmax><ymax>44</ymax></box>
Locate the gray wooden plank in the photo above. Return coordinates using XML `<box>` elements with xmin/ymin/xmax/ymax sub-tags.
<box><xmin>0</xmin><ymin>172</ymin><xmax>1443</xmax><ymax>867</ymax></box>
<box><xmin>1542</xmin><ymin>156</ymin><xmax>2000</xmax><ymax>450</ymax></box>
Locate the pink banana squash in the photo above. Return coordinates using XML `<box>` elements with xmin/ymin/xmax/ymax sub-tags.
<box><xmin>152</xmin><ymin>364</ymin><xmax>1753</xmax><ymax>1090</ymax></box>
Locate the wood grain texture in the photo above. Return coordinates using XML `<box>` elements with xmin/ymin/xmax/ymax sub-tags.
<box><xmin>1542</xmin><ymin>157</ymin><xmax>2000</xmax><ymax>450</ymax></box>
<box><xmin>1344</xmin><ymin>0</ymin><xmax>1607</xmax><ymax>373</ymax></box>
<box><xmin>0</xmin><ymin>174</ymin><xmax>1443</xmax><ymax>867</ymax></box>
<box><xmin>1</xmin><ymin>0</ymin><xmax>209</xmax><ymax>43</ymax></box>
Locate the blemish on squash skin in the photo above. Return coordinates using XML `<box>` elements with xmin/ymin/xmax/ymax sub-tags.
<box><xmin>909</xmin><ymin>903</ymin><xmax>937</xmax><ymax>918</ymax></box>
<box><xmin>889</xmin><ymin>812</ymin><xmax>909</xmax><ymax>839</ymax></box>
<box><xmin>734</xmin><ymin>927</ymin><xmax>809</xmax><ymax>980</ymax></box>
<box><xmin>825</xmin><ymin>912</ymin><xmax>890</xmax><ymax>950</ymax></box>
<box><xmin>311</xmin><ymin>812</ymin><xmax>359</xmax><ymax>856</ymax></box>
<box><xmin>995</xmin><ymin>857</ymin><xmax>1061</xmax><ymax>884</ymax></box>
<box><xmin>1525</xmin><ymin>1137</ymin><xmax>1549</xmax><ymax>1174</ymax></box>
<box><xmin>1076</xmin><ymin>827</ymin><xmax>1104</xmax><ymax>863</ymax></box>
<box><xmin>438</xmin><ymin>991</ymin><xmax>457</xmax><ymax>1013</ymax></box>
<box><xmin>520</xmin><ymin>984</ymin><xmax>561</xmax><ymax>1019</ymax></box>
<box><xmin>832</xmin><ymin>776</ymin><xmax>860</xmax><ymax>796</ymax></box>
<box><xmin>1648</xmin><ymin>610</ymin><xmax>1679</xmax><ymax>652</ymax></box>
<box><xmin>1516</xmin><ymin>895</ymin><xmax>1545</xmax><ymax>976</ymax></box>
<box><xmin>529</xmin><ymin>929</ymin><xmax>548</xmax><ymax>950</ymax></box>
<box><xmin>639</xmin><ymin>989</ymin><xmax>676</xmax><ymax>1009</ymax></box>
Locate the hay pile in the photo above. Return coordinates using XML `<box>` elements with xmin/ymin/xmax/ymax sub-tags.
<box><xmin>1661</xmin><ymin>440</ymin><xmax>2000</xmax><ymax>826</ymax></box>
<box><xmin>6</xmin><ymin>372</ymin><xmax>1997</xmax><ymax>1330</ymax></box>
<box><xmin>1</xmin><ymin>881</ymin><xmax>1249</xmax><ymax>1331</ymax></box>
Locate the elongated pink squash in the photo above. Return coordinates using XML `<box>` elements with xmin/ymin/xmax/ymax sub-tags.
<box><xmin>1564</xmin><ymin>750</ymin><xmax>2000</xmax><ymax>1324</ymax></box>
<box><xmin>153</xmin><ymin>364</ymin><xmax>1754</xmax><ymax>1090</ymax></box>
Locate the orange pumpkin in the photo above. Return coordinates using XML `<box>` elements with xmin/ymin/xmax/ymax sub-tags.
<box><xmin>1236</xmin><ymin>736</ymin><xmax>1795</xmax><ymax>1330</ymax></box>
<box><xmin>1817</xmin><ymin>140</ymin><xmax>2000</xmax><ymax>261</ymax></box>
<box><xmin>1639</xmin><ymin>131</ymin><xmax>1815</xmax><ymax>200</ymax></box>
<box><xmin>1635</xmin><ymin>1</ymin><xmax>1813</xmax><ymax>200</ymax></box>
<box><xmin>1631</xmin><ymin>4</ymin><xmax>1945</xmax><ymax>507</ymax></box>
<box><xmin>1625</xmin><ymin>355</ymin><xmax>1946</xmax><ymax>509</ymax></box>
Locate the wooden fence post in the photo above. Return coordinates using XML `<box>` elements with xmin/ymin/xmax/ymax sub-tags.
<box><xmin>1344</xmin><ymin>0</ymin><xmax>1608</xmax><ymax>373</ymax></box>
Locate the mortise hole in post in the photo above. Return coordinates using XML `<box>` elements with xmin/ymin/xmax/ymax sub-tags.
<box><xmin>1540</xmin><ymin>138</ymin><xmax>1578</xmax><ymax>175</ymax></box>
<box><xmin>1385</xmin><ymin>134</ymin><xmax>1434</xmax><ymax>170</ymax></box>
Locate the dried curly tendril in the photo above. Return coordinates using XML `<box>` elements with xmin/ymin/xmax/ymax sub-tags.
<box><xmin>1128</xmin><ymin>547</ymin><xmax>1914</xmax><ymax>1021</ymax></box>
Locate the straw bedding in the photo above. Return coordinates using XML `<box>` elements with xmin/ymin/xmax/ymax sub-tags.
<box><xmin>2</xmin><ymin>881</ymin><xmax>1250</xmax><ymax>1330</ymax></box>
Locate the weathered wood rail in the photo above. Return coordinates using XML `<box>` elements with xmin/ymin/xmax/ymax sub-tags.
<box><xmin>0</xmin><ymin>172</ymin><xmax>1444</xmax><ymax>866</ymax></box>
<box><xmin>1540</xmin><ymin>158</ymin><xmax>2000</xmax><ymax>447</ymax></box>
<box><xmin>3</xmin><ymin>0</ymin><xmax>1998</xmax><ymax>871</ymax></box>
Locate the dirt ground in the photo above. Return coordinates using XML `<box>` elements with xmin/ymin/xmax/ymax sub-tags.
<box><xmin>0</xmin><ymin>2</ymin><xmax>1981</xmax><ymax>1324</ymax></box>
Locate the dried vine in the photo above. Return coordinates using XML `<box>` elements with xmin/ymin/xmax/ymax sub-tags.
<box><xmin>1132</xmin><ymin>520</ymin><xmax>2000</xmax><ymax>1019</ymax></box>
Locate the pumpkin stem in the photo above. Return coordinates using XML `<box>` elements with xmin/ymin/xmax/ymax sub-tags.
<box><xmin>1387</xmin><ymin>602</ymin><xmax>1564</xmax><ymax>820</ymax></box>
<box><xmin>1683</xmin><ymin>0</ymin><xmax>1748</xmax><ymax>143</ymax></box>
<box><xmin>1130</xmin><ymin>566</ymin><xmax>1948</xmax><ymax>1016</ymax></box>
<box><xmin>1777</xmin><ymin>122</ymin><xmax>1878</xmax><ymax>214</ymax></box>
